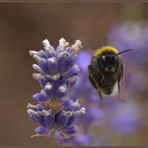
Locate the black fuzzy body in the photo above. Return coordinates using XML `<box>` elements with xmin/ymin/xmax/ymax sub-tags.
<box><xmin>88</xmin><ymin>51</ymin><xmax>123</xmax><ymax>95</ymax></box>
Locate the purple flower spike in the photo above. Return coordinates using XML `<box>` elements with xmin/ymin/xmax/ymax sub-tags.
<box><xmin>27</xmin><ymin>38</ymin><xmax>85</xmax><ymax>142</ymax></box>
<box><xmin>29</xmin><ymin>38</ymin><xmax>83</xmax><ymax>102</ymax></box>
<box><xmin>27</xmin><ymin>101</ymin><xmax>85</xmax><ymax>137</ymax></box>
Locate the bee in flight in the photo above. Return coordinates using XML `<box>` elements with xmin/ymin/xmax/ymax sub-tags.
<box><xmin>88</xmin><ymin>46</ymin><xmax>132</xmax><ymax>107</ymax></box>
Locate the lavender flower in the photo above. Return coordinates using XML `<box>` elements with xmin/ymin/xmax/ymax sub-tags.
<box><xmin>30</xmin><ymin>38</ymin><xmax>82</xmax><ymax>104</ymax></box>
<box><xmin>27</xmin><ymin>99</ymin><xmax>85</xmax><ymax>137</ymax></box>
<box><xmin>27</xmin><ymin>38</ymin><xmax>85</xmax><ymax>140</ymax></box>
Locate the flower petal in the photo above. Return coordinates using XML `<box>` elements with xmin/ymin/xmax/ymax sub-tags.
<box><xmin>35</xmin><ymin>126</ymin><xmax>48</xmax><ymax>135</ymax></box>
<box><xmin>62</xmin><ymin>125</ymin><xmax>77</xmax><ymax>135</ymax></box>
<box><xmin>32</xmin><ymin>91</ymin><xmax>48</xmax><ymax>102</ymax></box>
<box><xmin>44</xmin><ymin>115</ymin><xmax>55</xmax><ymax>129</ymax></box>
<box><xmin>55</xmin><ymin>112</ymin><xmax>69</xmax><ymax>129</ymax></box>
<box><xmin>64</xmin><ymin>64</ymin><xmax>80</xmax><ymax>79</ymax></box>
<box><xmin>57</xmin><ymin>51</ymin><xmax>74</xmax><ymax>73</ymax></box>
<box><xmin>56</xmin><ymin>84</ymin><xmax>67</xmax><ymax>98</ymax></box>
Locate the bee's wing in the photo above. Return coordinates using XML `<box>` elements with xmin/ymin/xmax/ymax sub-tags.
<box><xmin>88</xmin><ymin>64</ymin><xmax>104</xmax><ymax>107</ymax></box>
<box><xmin>116</xmin><ymin>61</ymin><xmax>124</xmax><ymax>82</ymax></box>
<box><xmin>116</xmin><ymin>61</ymin><xmax>125</xmax><ymax>101</ymax></box>
<box><xmin>88</xmin><ymin>64</ymin><xmax>99</xmax><ymax>90</ymax></box>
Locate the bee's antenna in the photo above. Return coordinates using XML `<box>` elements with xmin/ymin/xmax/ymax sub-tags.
<box><xmin>114</xmin><ymin>49</ymin><xmax>133</xmax><ymax>56</ymax></box>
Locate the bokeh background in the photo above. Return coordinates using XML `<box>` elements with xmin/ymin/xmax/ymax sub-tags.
<box><xmin>0</xmin><ymin>2</ymin><xmax>148</xmax><ymax>146</ymax></box>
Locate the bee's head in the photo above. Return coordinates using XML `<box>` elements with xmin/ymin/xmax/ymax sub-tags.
<box><xmin>99</xmin><ymin>52</ymin><xmax>119</xmax><ymax>73</ymax></box>
<box><xmin>98</xmin><ymin>49</ymin><xmax>133</xmax><ymax>73</ymax></box>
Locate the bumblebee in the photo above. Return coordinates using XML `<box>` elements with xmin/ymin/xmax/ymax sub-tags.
<box><xmin>88</xmin><ymin>46</ymin><xmax>132</xmax><ymax>107</ymax></box>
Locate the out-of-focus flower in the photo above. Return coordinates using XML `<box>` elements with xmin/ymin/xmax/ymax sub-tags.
<box><xmin>73</xmin><ymin>133</ymin><xmax>91</xmax><ymax>145</ymax></box>
<box><xmin>107</xmin><ymin>21</ymin><xmax>148</xmax><ymax>94</ymax></box>
<box><xmin>76</xmin><ymin>50</ymin><xmax>92</xmax><ymax>71</ymax></box>
<box><xmin>108</xmin><ymin>101</ymin><xmax>142</xmax><ymax>135</ymax></box>
<box><xmin>107</xmin><ymin>22</ymin><xmax>148</xmax><ymax>66</ymax></box>
<box><xmin>27</xmin><ymin>38</ymin><xmax>85</xmax><ymax>140</ymax></box>
<box><xmin>82</xmin><ymin>106</ymin><xmax>103</xmax><ymax>124</ymax></box>
<box><xmin>62</xmin><ymin>133</ymin><xmax>92</xmax><ymax>146</ymax></box>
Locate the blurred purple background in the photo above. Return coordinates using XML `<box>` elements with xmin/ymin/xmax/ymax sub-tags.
<box><xmin>0</xmin><ymin>2</ymin><xmax>148</xmax><ymax>146</ymax></box>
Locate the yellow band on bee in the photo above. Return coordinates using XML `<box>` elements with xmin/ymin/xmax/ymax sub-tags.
<box><xmin>93</xmin><ymin>46</ymin><xmax>120</xmax><ymax>61</ymax></box>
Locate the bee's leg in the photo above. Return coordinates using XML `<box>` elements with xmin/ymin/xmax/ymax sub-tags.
<box><xmin>97</xmin><ymin>89</ymin><xmax>103</xmax><ymax>107</ymax></box>
<box><xmin>118</xmin><ymin>81</ymin><xmax>125</xmax><ymax>101</ymax></box>
<box><xmin>97</xmin><ymin>86</ymin><xmax>104</xmax><ymax>107</ymax></box>
<box><xmin>92</xmin><ymin>80</ymin><xmax>104</xmax><ymax>107</ymax></box>
<box><xmin>88</xmin><ymin>65</ymin><xmax>104</xmax><ymax>107</ymax></box>
<box><xmin>88</xmin><ymin>65</ymin><xmax>99</xmax><ymax>90</ymax></box>
<box><xmin>122</xmin><ymin>77</ymin><xmax>128</xmax><ymax>90</ymax></box>
<box><xmin>100</xmin><ymin>75</ymin><xmax>104</xmax><ymax>82</ymax></box>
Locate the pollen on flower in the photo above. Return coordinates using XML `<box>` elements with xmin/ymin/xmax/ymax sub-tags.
<box><xmin>75</xmin><ymin>107</ymin><xmax>86</xmax><ymax>115</ymax></box>
<box><xmin>62</xmin><ymin>110</ymin><xmax>73</xmax><ymax>117</ymax></box>
<box><xmin>42</xmin><ymin>39</ymin><xmax>55</xmax><ymax>54</ymax></box>
<box><xmin>74</xmin><ymin>99</ymin><xmax>80</xmax><ymax>108</ymax></box>
<box><xmin>48</xmin><ymin>57</ymin><xmax>56</xmax><ymax>64</ymax></box>
<box><xmin>32</xmin><ymin>64</ymin><xmax>42</xmax><ymax>72</ymax></box>
<box><xmin>42</xmin><ymin>39</ymin><xmax>50</xmax><ymax>50</ymax></box>
<box><xmin>32</xmin><ymin>73</ymin><xmax>44</xmax><ymax>80</ymax></box>
<box><xmin>27</xmin><ymin>102</ymin><xmax>34</xmax><ymax>108</ymax></box>
<box><xmin>44</xmin><ymin>82</ymin><xmax>53</xmax><ymax>90</ymax></box>
<box><xmin>45</xmin><ymin>73</ymin><xmax>60</xmax><ymax>80</ymax></box>
<box><xmin>59</xmin><ymin>84</ymin><xmax>67</xmax><ymax>93</ymax></box>
<box><xmin>58</xmin><ymin>37</ymin><xmax>69</xmax><ymax>49</ymax></box>
<box><xmin>27</xmin><ymin>108</ymin><xmax>38</xmax><ymax>116</ymax></box>
<box><xmin>29</xmin><ymin>50</ymin><xmax>39</xmax><ymax>56</ymax></box>
<box><xmin>41</xmin><ymin>110</ymin><xmax>51</xmax><ymax>116</ymax></box>
<box><xmin>46</xmin><ymin>99</ymin><xmax>63</xmax><ymax>113</ymax></box>
<box><xmin>71</xmin><ymin>40</ymin><xmax>83</xmax><ymax>53</ymax></box>
<box><xmin>32</xmin><ymin>54</ymin><xmax>41</xmax><ymax>62</ymax></box>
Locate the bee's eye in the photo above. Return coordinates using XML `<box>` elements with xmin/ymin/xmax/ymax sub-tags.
<box><xmin>101</xmin><ymin>55</ymin><xmax>106</xmax><ymax>61</ymax></box>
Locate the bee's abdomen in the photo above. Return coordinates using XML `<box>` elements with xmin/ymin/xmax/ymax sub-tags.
<box><xmin>102</xmin><ymin>86</ymin><xmax>114</xmax><ymax>95</ymax></box>
<box><xmin>100</xmin><ymin>77</ymin><xmax>116</xmax><ymax>95</ymax></box>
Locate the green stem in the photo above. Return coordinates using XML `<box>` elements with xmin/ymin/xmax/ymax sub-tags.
<box><xmin>49</xmin><ymin>128</ymin><xmax>56</xmax><ymax>145</ymax></box>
